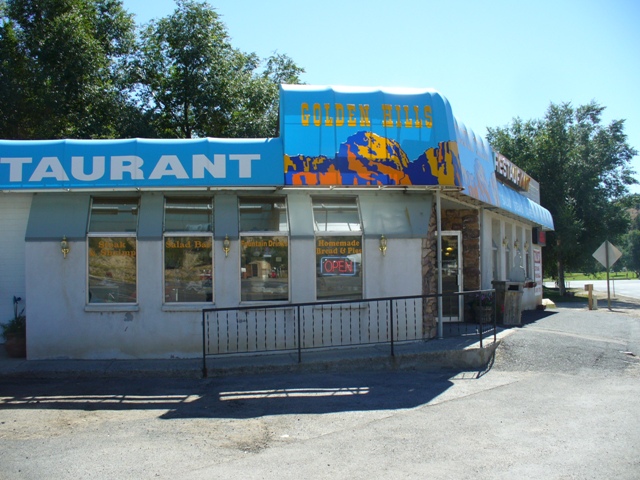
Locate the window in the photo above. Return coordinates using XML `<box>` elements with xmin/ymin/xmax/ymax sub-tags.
<box><xmin>313</xmin><ymin>197</ymin><xmax>362</xmax><ymax>300</ymax></box>
<box><xmin>164</xmin><ymin>198</ymin><xmax>213</xmax><ymax>303</ymax></box>
<box><xmin>87</xmin><ymin>197</ymin><xmax>138</xmax><ymax>304</ymax></box>
<box><xmin>239</xmin><ymin>197</ymin><xmax>289</xmax><ymax>302</ymax></box>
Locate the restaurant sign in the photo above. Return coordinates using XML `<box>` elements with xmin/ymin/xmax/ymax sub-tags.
<box><xmin>495</xmin><ymin>152</ymin><xmax>531</xmax><ymax>192</ymax></box>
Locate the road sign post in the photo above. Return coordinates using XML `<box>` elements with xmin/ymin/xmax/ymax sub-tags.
<box><xmin>592</xmin><ymin>240</ymin><xmax>623</xmax><ymax>310</ymax></box>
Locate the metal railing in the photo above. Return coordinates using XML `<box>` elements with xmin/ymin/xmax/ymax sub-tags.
<box><xmin>202</xmin><ymin>289</ymin><xmax>496</xmax><ymax>377</ymax></box>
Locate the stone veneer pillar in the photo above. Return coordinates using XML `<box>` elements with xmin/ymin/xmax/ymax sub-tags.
<box><xmin>421</xmin><ymin>204</ymin><xmax>438</xmax><ymax>338</ymax></box>
<box><xmin>422</xmin><ymin>206</ymin><xmax>481</xmax><ymax>338</ymax></box>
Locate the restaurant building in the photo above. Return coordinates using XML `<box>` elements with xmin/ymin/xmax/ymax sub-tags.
<box><xmin>0</xmin><ymin>85</ymin><xmax>553</xmax><ymax>359</ymax></box>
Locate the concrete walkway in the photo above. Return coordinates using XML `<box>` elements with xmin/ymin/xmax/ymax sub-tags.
<box><xmin>0</xmin><ymin>326</ymin><xmax>508</xmax><ymax>379</ymax></box>
<box><xmin>4</xmin><ymin>291</ymin><xmax>638</xmax><ymax>380</ymax></box>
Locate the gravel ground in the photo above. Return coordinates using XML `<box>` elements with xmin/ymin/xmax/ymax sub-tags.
<box><xmin>1</xmin><ymin>303</ymin><xmax>640</xmax><ymax>479</ymax></box>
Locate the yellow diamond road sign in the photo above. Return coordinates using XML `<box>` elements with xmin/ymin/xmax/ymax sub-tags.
<box><xmin>592</xmin><ymin>241</ymin><xmax>622</xmax><ymax>268</ymax></box>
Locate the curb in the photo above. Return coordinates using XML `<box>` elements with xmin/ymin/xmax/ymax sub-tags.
<box><xmin>1</xmin><ymin>340</ymin><xmax>504</xmax><ymax>380</ymax></box>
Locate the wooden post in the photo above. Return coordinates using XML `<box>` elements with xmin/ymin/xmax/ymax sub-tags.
<box><xmin>585</xmin><ymin>284</ymin><xmax>594</xmax><ymax>310</ymax></box>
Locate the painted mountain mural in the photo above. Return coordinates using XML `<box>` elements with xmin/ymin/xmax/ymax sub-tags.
<box><xmin>285</xmin><ymin>131</ymin><xmax>462</xmax><ymax>187</ymax></box>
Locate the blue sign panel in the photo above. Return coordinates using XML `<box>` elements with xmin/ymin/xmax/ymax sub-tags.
<box><xmin>455</xmin><ymin>118</ymin><xmax>499</xmax><ymax>206</ymax></box>
<box><xmin>280</xmin><ymin>85</ymin><xmax>462</xmax><ymax>187</ymax></box>
<box><xmin>0</xmin><ymin>137</ymin><xmax>284</xmax><ymax>190</ymax></box>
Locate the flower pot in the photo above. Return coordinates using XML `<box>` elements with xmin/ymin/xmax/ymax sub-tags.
<box><xmin>4</xmin><ymin>333</ymin><xmax>26</xmax><ymax>358</ymax></box>
<box><xmin>473</xmin><ymin>306</ymin><xmax>494</xmax><ymax>324</ymax></box>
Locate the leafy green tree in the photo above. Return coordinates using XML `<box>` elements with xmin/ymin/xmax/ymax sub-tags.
<box><xmin>619</xmin><ymin>194</ymin><xmax>640</xmax><ymax>276</ymax></box>
<box><xmin>487</xmin><ymin>102</ymin><xmax>637</xmax><ymax>295</ymax></box>
<box><xmin>134</xmin><ymin>0</ymin><xmax>303</xmax><ymax>139</ymax></box>
<box><xmin>226</xmin><ymin>52</ymin><xmax>305</xmax><ymax>138</ymax></box>
<box><xmin>0</xmin><ymin>0</ymin><xmax>139</xmax><ymax>139</ymax></box>
<box><xmin>624</xmin><ymin>230</ymin><xmax>640</xmax><ymax>277</ymax></box>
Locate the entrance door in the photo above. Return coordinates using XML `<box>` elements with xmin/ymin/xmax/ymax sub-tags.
<box><xmin>439</xmin><ymin>231</ymin><xmax>463</xmax><ymax>321</ymax></box>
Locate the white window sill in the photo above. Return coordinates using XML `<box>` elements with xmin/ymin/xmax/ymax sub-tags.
<box><xmin>85</xmin><ymin>304</ymin><xmax>139</xmax><ymax>313</ymax></box>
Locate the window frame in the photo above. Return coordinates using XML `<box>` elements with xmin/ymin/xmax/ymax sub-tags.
<box><xmin>312</xmin><ymin>196</ymin><xmax>363</xmax><ymax>301</ymax></box>
<box><xmin>162</xmin><ymin>197</ymin><xmax>214</xmax><ymax>305</ymax></box>
<box><xmin>87</xmin><ymin>197</ymin><xmax>140</xmax><ymax>305</ymax></box>
<box><xmin>239</xmin><ymin>196</ymin><xmax>290</xmax><ymax>303</ymax></box>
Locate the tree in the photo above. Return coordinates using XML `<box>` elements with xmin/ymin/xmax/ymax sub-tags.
<box><xmin>225</xmin><ymin>52</ymin><xmax>305</xmax><ymax>138</ymax></box>
<box><xmin>0</xmin><ymin>0</ymin><xmax>139</xmax><ymax>139</ymax></box>
<box><xmin>624</xmin><ymin>230</ymin><xmax>640</xmax><ymax>277</ymax></box>
<box><xmin>134</xmin><ymin>0</ymin><xmax>303</xmax><ymax>139</ymax></box>
<box><xmin>487</xmin><ymin>102</ymin><xmax>637</xmax><ymax>295</ymax></box>
<box><xmin>619</xmin><ymin>194</ymin><xmax>640</xmax><ymax>276</ymax></box>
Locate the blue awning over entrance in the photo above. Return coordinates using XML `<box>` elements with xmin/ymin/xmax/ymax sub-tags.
<box><xmin>496</xmin><ymin>182</ymin><xmax>554</xmax><ymax>230</ymax></box>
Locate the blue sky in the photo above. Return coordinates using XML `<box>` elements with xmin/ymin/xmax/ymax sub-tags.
<box><xmin>124</xmin><ymin>0</ymin><xmax>640</xmax><ymax>194</ymax></box>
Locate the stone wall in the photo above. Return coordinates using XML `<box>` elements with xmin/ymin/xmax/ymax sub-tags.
<box><xmin>421</xmin><ymin>207</ymin><xmax>481</xmax><ymax>337</ymax></box>
<box><xmin>441</xmin><ymin>209</ymin><xmax>480</xmax><ymax>291</ymax></box>
<box><xmin>421</xmin><ymin>204</ymin><xmax>438</xmax><ymax>338</ymax></box>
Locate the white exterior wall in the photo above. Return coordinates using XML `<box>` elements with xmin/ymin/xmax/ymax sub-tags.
<box><xmin>27</xmin><ymin>236</ymin><xmax>240</xmax><ymax>359</ymax></box>
<box><xmin>480</xmin><ymin>210</ymin><xmax>541</xmax><ymax>311</ymax></box>
<box><xmin>26</xmin><ymin>232</ymin><xmax>424</xmax><ymax>360</ymax></box>
<box><xmin>27</xmin><ymin>239</ymin><xmax>204</xmax><ymax>359</ymax></box>
<box><xmin>364</xmin><ymin>237</ymin><xmax>423</xmax><ymax>298</ymax></box>
<box><xmin>480</xmin><ymin>209</ymin><xmax>494</xmax><ymax>292</ymax></box>
<box><xmin>0</xmin><ymin>194</ymin><xmax>31</xmax><ymax>325</ymax></box>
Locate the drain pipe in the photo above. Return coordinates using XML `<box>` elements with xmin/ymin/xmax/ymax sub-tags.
<box><xmin>436</xmin><ymin>189</ymin><xmax>443</xmax><ymax>339</ymax></box>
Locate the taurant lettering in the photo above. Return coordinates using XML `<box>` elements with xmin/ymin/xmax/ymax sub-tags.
<box><xmin>0</xmin><ymin>154</ymin><xmax>261</xmax><ymax>183</ymax></box>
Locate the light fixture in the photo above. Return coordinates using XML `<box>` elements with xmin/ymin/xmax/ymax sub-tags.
<box><xmin>524</xmin><ymin>241</ymin><xmax>530</xmax><ymax>250</ymax></box>
<box><xmin>514</xmin><ymin>239</ymin><xmax>520</xmax><ymax>249</ymax></box>
<box><xmin>379</xmin><ymin>235</ymin><xmax>387</xmax><ymax>256</ymax></box>
<box><xmin>223</xmin><ymin>235</ymin><xmax>231</xmax><ymax>257</ymax></box>
<box><xmin>502</xmin><ymin>236</ymin><xmax>509</xmax><ymax>247</ymax></box>
<box><xmin>60</xmin><ymin>236</ymin><xmax>70</xmax><ymax>259</ymax></box>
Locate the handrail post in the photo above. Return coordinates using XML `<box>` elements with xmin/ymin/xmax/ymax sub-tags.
<box><xmin>201</xmin><ymin>310</ymin><xmax>207</xmax><ymax>378</ymax></box>
<box><xmin>297</xmin><ymin>305</ymin><xmax>302</xmax><ymax>364</ymax></box>
<box><xmin>478</xmin><ymin>300</ymin><xmax>484</xmax><ymax>349</ymax></box>
<box><xmin>493</xmin><ymin>291</ymin><xmax>497</xmax><ymax>343</ymax></box>
<box><xmin>389</xmin><ymin>299</ymin><xmax>395</xmax><ymax>357</ymax></box>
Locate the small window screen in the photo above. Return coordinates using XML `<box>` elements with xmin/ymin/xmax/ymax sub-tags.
<box><xmin>239</xmin><ymin>197</ymin><xmax>288</xmax><ymax>232</ymax></box>
<box><xmin>164</xmin><ymin>197</ymin><xmax>213</xmax><ymax>232</ymax></box>
<box><xmin>89</xmin><ymin>198</ymin><xmax>139</xmax><ymax>233</ymax></box>
<box><xmin>312</xmin><ymin>197</ymin><xmax>361</xmax><ymax>232</ymax></box>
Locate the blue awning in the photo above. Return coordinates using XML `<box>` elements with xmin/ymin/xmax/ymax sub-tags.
<box><xmin>497</xmin><ymin>183</ymin><xmax>554</xmax><ymax>230</ymax></box>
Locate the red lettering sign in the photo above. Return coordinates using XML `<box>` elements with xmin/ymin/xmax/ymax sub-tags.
<box><xmin>320</xmin><ymin>257</ymin><xmax>357</xmax><ymax>276</ymax></box>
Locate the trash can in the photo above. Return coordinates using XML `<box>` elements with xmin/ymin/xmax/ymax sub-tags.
<box><xmin>492</xmin><ymin>281</ymin><xmax>524</xmax><ymax>325</ymax></box>
<box><xmin>504</xmin><ymin>283</ymin><xmax>523</xmax><ymax>325</ymax></box>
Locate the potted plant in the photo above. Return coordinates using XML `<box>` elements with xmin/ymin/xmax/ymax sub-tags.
<box><xmin>472</xmin><ymin>292</ymin><xmax>495</xmax><ymax>324</ymax></box>
<box><xmin>1</xmin><ymin>296</ymin><xmax>26</xmax><ymax>358</ymax></box>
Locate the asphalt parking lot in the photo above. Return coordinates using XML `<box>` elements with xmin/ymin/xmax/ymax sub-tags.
<box><xmin>1</xmin><ymin>300</ymin><xmax>640</xmax><ymax>479</ymax></box>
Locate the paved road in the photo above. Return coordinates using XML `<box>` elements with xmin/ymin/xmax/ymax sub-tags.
<box><xmin>545</xmin><ymin>278</ymin><xmax>640</xmax><ymax>300</ymax></box>
<box><xmin>1</xmin><ymin>306</ymin><xmax>640</xmax><ymax>479</ymax></box>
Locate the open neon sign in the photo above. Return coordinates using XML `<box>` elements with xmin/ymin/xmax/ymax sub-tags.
<box><xmin>321</xmin><ymin>257</ymin><xmax>357</xmax><ymax>276</ymax></box>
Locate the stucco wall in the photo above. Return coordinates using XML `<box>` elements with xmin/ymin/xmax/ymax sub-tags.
<box><xmin>26</xmin><ymin>240</ymin><xmax>203</xmax><ymax>359</ymax></box>
<box><xmin>0</xmin><ymin>194</ymin><xmax>31</xmax><ymax>324</ymax></box>
<box><xmin>26</xmin><ymin>235</ymin><xmax>424</xmax><ymax>360</ymax></box>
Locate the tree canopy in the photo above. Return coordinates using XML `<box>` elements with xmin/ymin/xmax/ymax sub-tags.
<box><xmin>0</xmin><ymin>0</ymin><xmax>138</xmax><ymax>138</ymax></box>
<box><xmin>487</xmin><ymin>102</ymin><xmax>638</xmax><ymax>293</ymax></box>
<box><xmin>0</xmin><ymin>0</ymin><xmax>304</xmax><ymax>140</ymax></box>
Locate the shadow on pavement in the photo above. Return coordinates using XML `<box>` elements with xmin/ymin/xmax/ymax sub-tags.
<box><xmin>519</xmin><ymin>308</ymin><xmax>558</xmax><ymax>325</ymax></box>
<box><xmin>0</xmin><ymin>370</ymin><xmax>465</xmax><ymax>420</ymax></box>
